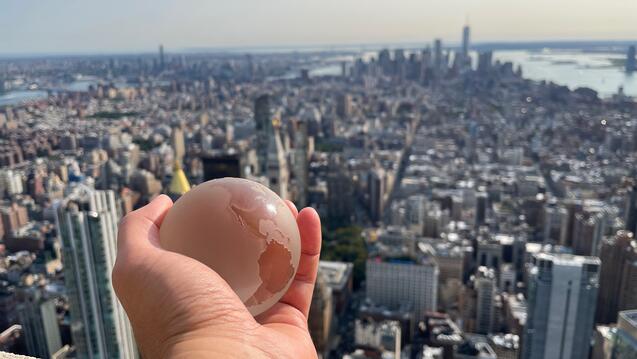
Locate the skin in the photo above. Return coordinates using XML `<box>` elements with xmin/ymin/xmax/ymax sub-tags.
<box><xmin>112</xmin><ymin>194</ymin><xmax>321</xmax><ymax>358</ymax></box>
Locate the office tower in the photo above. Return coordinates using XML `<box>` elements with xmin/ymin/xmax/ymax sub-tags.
<box><xmin>366</xmin><ymin>257</ymin><xmax>438</xmax><ymax>320</ymax></box>
<box><xmin>170</xmin><ymin>124</ymin><xmax>186</xmax><ymax>165</ymax></box>
<box><xmin>159</xmin><ymin>44</ymin><xmax>165</xmax><ymax>70</ymax></box>
<box><xmin>477</xmin><ymin>51</ymin><xmax>493</xmax><ymax>74</ymax></box>
<box><xmin>434</xmin><ymin>39</ymin><xmax>443</xmax><ymax>72</ymax></box>
<box><xmin>56</xmin><ymin>187</ymin><xmax>137</xmax><ymax>359</ymax></box>
<box><xmin>544</xmin><ymin>202</ymin><xmax>568</xmax><ymax>245</ymax></box>
<box><xmin>16</xmin><ymin>288</ymin><xmax>62</xmax><ymax>358</ymax></box>
<box><xmin>462</xmin><ymin>25</ymin><xmax>470</xmax><ymax>62</ymax></box>
<box><xmin>624</xmin><ymin>184</ymin><xmax>637</xmax><ymax>234</ymax></box>
<box><xmin>336</xmin><ymin>93</ymin><xmax>352</xmax><ymax>118</ymax></box>
<box><xmin>572</xmin><ymin>206</ymin><xmax>606</xmax><ymax>256</ymax></box>
<box><xmin>596</xmin><ymin>231</ymin><xmax>637</xmax><ymax>324</ymax></box>
<box><xmin>293</xmin><ymin>120</ymin><xmax>309</xmax><ymax>208</ymax></box>
<box><xmin>255</xmin><ymin>94</ymin><xmax>273</xmax><ymax>174</ymax></box>
<box><xmin>368</xmin><ymin>168</ymin><xmax>386</xmax><ymax>224</ymax></box>
<box><xmin>475</xmin><ymin>267</ymin><xmax>496</xmax><ymax>335</ymax></box>
<box><xmin>266</xmin><ymin>127</ymin><xmax>289</xmax><ymax>199</ymax></box>
<box><xmin>626</xmin><ymin>45</ymin><xmax>636</xmax><ymax>73</ymax></box>
<box><xmin>612</xmin><ymin>310</ymin><xmax>637</xmax><ymax>357</ymax></box>
<box><xmin>475</xmin><ymin>191</ymin><xmax>488</xmax><ymax>227</ymax></box>
<box><xmin>308</xmin><ymin>272</ymin><xmax>333</xmax><ymax>358</ymax></box>
<box><xmin>522</xmin><ymin>253</ymin><xmax>600</xmax><ymax>359</ymax></box>
<box><xmin>327</xmin><ymin>155</ymin><xmax>353</xmax><ymax>229</ymax></box>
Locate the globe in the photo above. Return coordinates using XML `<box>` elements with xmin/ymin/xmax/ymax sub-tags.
<box><xmin>159</xmin><ymin>177</ymin><xmax>301</xmax><ymax>316</ymax></box>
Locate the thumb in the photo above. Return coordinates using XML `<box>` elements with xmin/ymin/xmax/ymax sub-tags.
<box><xmin>117</xmin><ymin>194</ymin><xmax>173</xmax><ymax>255</ymax></box>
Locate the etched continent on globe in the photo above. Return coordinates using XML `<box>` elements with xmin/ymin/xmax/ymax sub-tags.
<box><xmin>159</xmin><ymin>178</ymin><xmax>301</xmax><ymax>316</ymax></box>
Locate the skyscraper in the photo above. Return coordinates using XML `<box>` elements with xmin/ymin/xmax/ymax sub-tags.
<box><xmin>624</xmin><ymin>184</ymin><xmax>637</xmax><ymax>234</ymax></box>
<box><xmin>327</xmin><ymin>155</ymin><xmax>353</xmax><ymax>229</ymax></box>
<box><xmin>434</xmin><ymin>39</ymin><xmax>443</xmax><ymax>72</ymax></box>
<box><xmin>462</xmin><ymin>25</ymin><xmax>470</xmax><ymax>63</ymax></box>
<box><xmin>626</xmin><ymin>45</ymin><xmax>636</xmax><ymax>73</ymax></box>
<box><xmin>368</xmin><ymin>168</ymin><xmax>386</xmax><ymax>224</ymax></box>
<box><xmin>159</xmin><ymin>44</ymin><xmax>165</xmax><ymax>70</ymax></box>
<box><xmin>293</xmin><ymin>120</ymin><xmax>309</xmax><ymax>208</ymax></box>
<box><xmin>55</xmin><ymin>186</ymin><xmax>137</xmax><ymax>359</ymax></box>
<box><xmin>255</xmin><ymin>94</ymin><xmax>273</xmax><ymax>175</ymax></box>
<box><xmin>16</xmin><ymin>288</ymin><xmax>62</xmax><ymax>358</ymax></box>
<box><xmin>366</xmin><ymin>257</ymin><xmax>438</xmax><ymax>320</ymax></box>
<box><xmin>475</xmin><ymin>267</ymin><xmax>496</xmax><ymax>335</ymax></box>
<box><xmin>596</xmin><ymin>231</ymin><xmax>637</xmax><ymax>324</ymax></box>
<box><xmin>522</xmin><ymin>253</ymin><xmax>600</xmax><ymax>359</ymax></box>
<box><xmin>266</xmin><ymin>126</ymin><xmax>289</xmax><ymax>199</ymax></box>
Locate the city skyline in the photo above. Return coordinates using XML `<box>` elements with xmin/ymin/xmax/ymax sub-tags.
<box><xmin>2</xmin><ymin>0</ymin><xmax>637</xmax><ymax>55</ymax></box>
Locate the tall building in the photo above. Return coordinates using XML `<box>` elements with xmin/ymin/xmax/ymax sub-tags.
<box><xmin>626</xmin><ymin>45</ymin><xmax>636</xmax><ymax>73</ymax></box>
<box><xmin>366</xmin><ymin>257</ymin><xmax>438</xmax><ymax>320</ymax></box>
<box><xmin>55</xmin><ymin>186</ymin><xmax>137</xmax><ymax>358</ymax></box>
<box><xmin>308</xmin><ymin>272</ymin><xmax>333</xmax><ymax>358</ymax></box>
<box><xmin>624</xmin><ymin>184</ymin><xmax>637</xmax><ymax>234</ymax></box>
<box><xmin>434</xmin><ymin>39</ymin><xmax>443</xmax><ymax>72</ymax></box>
<box><xmin>596</xmin><ymin>231</ymin><xmax>637</xmax><ymax>324</ymax></box>
<box><xmin>327</xmin><ymin>155</ymin><xmax>353</xmax><ymax>229</ymax></box>
<box><xmin>159</xmin><ymin>44</ymin><xmax>165</xmax><ymax>70</ymax></box>
<box><xmin>522</xmin><ymin>253</ymin><xmax>600</xmax><ymax>359</ymax></box>
<box><xmin>16</xmin><ymin>288</ymin><xmax>63</xmax><ymax>358</ymax></box>
<box><xmin>368</xmin><ymin>168</ymin><xmax>386</xmax><ymax>224</ymax></box>
<box><xmin>266</xmin><ymin>127</ymin><xmax>289</xmax><ymax>199</ymax></box>
<box><xmin>462</xmin><ymin>25</ymin><xmax>470</xmax><ymax>63</ymax></box>
<box><xmin>255</xmin><ymin>94</ymin><xmax>273</xmax><ymax>175</ymax></box>
<box><xmin>293</xmin><ymin>120</ymin><xmax>309</xmax><ymax>208</ymax></box>
<box><xmin>475</xmin><ymin>267</ymin><xmax>496</xmax><ymax>335</ymax></box>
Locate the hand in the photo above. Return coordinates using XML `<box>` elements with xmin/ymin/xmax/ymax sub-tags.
<box><xmin>112</xmin><ymin>194</ymin><xmax>322</xmax><ymax>358</ymax></box>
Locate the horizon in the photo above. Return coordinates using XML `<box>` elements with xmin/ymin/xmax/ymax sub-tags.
<box><xmin>2</xmin><ymin>0</ymin><xmax>636</xmax><ymax>55</ymax></box>
<box><xmin>1</xmin><ymin>38</ymin><xmax>636</xmax><ymax>59</ymax></box>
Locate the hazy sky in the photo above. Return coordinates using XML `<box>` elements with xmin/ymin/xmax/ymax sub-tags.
<box><xmin>1</xmin><ymin>0</ymin><xmax>636</xmax><ymax>54</ymax></box>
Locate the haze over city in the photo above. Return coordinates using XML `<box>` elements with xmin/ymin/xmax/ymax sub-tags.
<box><xmin>2</xmin><ymin>0</ymin><xmax>637</xmax><ymax>54</ymax></box>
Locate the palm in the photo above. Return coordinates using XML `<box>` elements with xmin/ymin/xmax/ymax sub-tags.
<box><xmin>113</xmin><ymin>195</ymin><xmax>321</xmax><ymax>359</ymax></box>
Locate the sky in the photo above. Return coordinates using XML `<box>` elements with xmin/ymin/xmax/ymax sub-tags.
<box><xmin>1</xmin><ymin>0</ymin><xmax>636</xmax><ymax>55</ymax></box>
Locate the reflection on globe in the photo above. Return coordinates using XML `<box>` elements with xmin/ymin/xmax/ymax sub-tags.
<box><xmin>159</xmin><ymin>177</ymin><xmax>301</xmax><ymax>316</ymax></box>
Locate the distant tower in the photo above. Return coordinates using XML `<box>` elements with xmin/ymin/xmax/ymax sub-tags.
<box><xmin>267</xmin><ymin>124</ymin><xmax>289</xmax><ymax>200</ymax></box>
<box><xmin>255</xmin><ymin>94</ymin><xmax>273</xmax><ymax>175</ymax></box>
<box><xmin>293</xmin><ymin>120</ymin><xmax>309</xmax><ymax>208</ymax></box>
<box><xmin>626</xmin><ymin>45</ymin><xmax>636</xmax><ymax>73</ymax></box>
<box><xmin>462</xmin><ymin>25</ymin><xmax>470</xmax><ymax>62</ymax></box>
<box><xmin>434</xmin><ymin>39</ymin><xmax>443</xmax><ymax>72</ymax></box>
<box><xmin>159</xmin><ymin>44</ymin><xmax>165</xmax><ymax>70</ymax></box>
<box><xmin>522</xmin><ymin>253</ymin><xmax>600</xmax><ymax>359</ymax></box>
<box><xmin>55</xmin><ymin>187</ymin><xmax>137</xmax><ymax>358</ymax></box>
